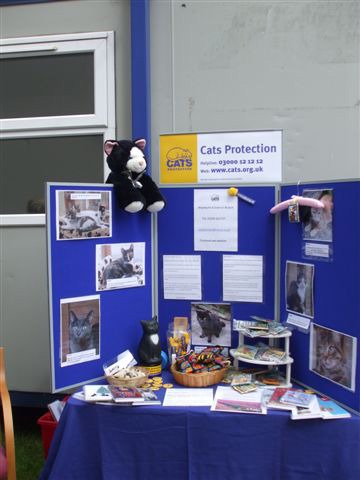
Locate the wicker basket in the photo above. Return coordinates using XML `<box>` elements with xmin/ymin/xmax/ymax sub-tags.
<box><xmin>106</xmin><ymin>366</ymin><xmax>149</xmax><ymax>388</ymax></box>
<box><xmin>171</xmin><ymin>364</ymin><xmax>228</xmax><ymax>388</ymax></box>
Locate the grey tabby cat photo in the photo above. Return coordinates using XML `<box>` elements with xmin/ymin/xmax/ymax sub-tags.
<box><xmin>311</xmin><ymin>324</ymin><xmax>355</xmax><ymax>390</ymax></box>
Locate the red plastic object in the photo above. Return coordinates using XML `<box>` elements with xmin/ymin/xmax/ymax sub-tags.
<box><xmin>37</xmin><ymin>412</ymin><xmax>58</xmax><ymax>458</ymax></box>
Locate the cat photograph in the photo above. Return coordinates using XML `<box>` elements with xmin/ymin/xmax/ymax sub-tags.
<box><xmin>56</xmin><ymin>190</ymin><xmax>111</xmax><ymax>240</ymax></box>
<box><xmin>310</xmin><ymin>323</ymin><xmax>356</xmax><ymax>391</ymax></box>
<box><xmin>137</xmin><ymin>316</ymin><xmax>162</xmax><ymax>366</ymax></box>
<box><xmin>191</xmin><ymin>303</ymin><xmax>231</xmax><ymax>346</ymax></box>
<box><xmin>301</xmin><ymin>189</ymin><xmax>334</xmax><ymax>242</ymax></box>
<box><xmin>96</xmin><ymin>242</ymin><xmax>145</xmax><ymax>291</ymax></box>
<box><xmin>285</xmin><ymin>261</ymin><xmax>314</xmax><ymax>318</ymax></box>
<box><xmin>60</xmin><ymin>295</ymin><xmax>100</xmax><ymax>366</ymax></box>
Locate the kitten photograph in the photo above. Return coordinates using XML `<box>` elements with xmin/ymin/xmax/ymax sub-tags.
<box><xmin>60</xmin><ymin>295</ymin><xmax>100</xmax><ymax>366</ymax></box>
<box><xmin>56</xmin><ymin>190</ymin><xmax>111</xmax><ymax>240</ymax></box>
<box><xmin>310</xmin><ymin>323</ymin><xmax>356</xmax><ymax>391</ymax></box>
<box><xmin>301</xmin><ymin>189</ymin><xmax>334</xmax><ymax>243</ymax></box>
<box><xmin>191</xmin><ymin>303</ymin><xmax>231</xmax><ymax>347</ymax></box>
<box><xmin>96</xmin><ymin>242</ymin><xmax>145</xmax><ymax>291</ymax></box>
<box><xmin>285</xmin><ymin>261</ymin><xmax>314</xmax><ymax>318</ymax></box>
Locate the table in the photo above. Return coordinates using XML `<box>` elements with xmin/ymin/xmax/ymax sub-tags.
<box><xmin>40</xmin><ymin>371</ymin><xmax>360</xmax><ymax>480</ymax></box>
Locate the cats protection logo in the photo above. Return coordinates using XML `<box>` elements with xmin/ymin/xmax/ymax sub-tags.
<box><xmin>160</xmin><ymin>134</ymin><xmax>197</xmax><ymax>183</ymax></box>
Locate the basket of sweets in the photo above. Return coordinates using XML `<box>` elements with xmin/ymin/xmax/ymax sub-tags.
<box><xmin>105</xmin><ymin>366</ymin><xmax>149</xmax><ymax>388</ymax></box>
<box><xmin>170</xmin><ymin>347</ymin><xmax>230</xmax><ymax>388</ymax></box>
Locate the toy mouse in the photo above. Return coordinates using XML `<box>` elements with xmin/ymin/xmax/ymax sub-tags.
<box><xmin>104</xmin><ymin>138</ymin><xmax>165</xmax><ymax>213</ymax></box>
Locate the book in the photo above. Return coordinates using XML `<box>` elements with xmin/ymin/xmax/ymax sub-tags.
<box><xmin>250</xmin><ymin>315</ymin><xmax>273</xmax><ymax>323</ymax></box>
<box><xmin>211</xmin><ymin>386</ymin><xmax>266</xmax><ymax>415</ymax></box>
<box><xmin>83</xmin><ymin>384</ymin><xmax>113</xmax><ymax>402</ymax></box>
<box><xmin>236</xmin><ymin>345</ymin><xmax>258</xmax><ymax>360</ymax></box>
<box><xmin>230</xmin><ymin>373</ymin><xmax>253</xmax><ymax>386</ymax></box>
<box><xmin>254</xmin><ymin>370</ymin><xmax>287</xmax><ymax>387</ymax></box>
<box><xmin>108</xmin><ymin>385</ymin><xmax>145</xmax><ymax>403</ymax></box>
<box><xmin>278</xmin><ymin>389</ymin><xmax>314</xmax><ymax>408</ymax></box>
<box><xmin>266</xmin><ymin>388</ymin><xmax>297</xmax><ymax>411</ymax></box>
<box><xmin>48</xmin><ymin>399</ymin><xmax>66</xmax><ymax>421</ymax></box>
<box><xmin>256</xmin><ymin>347</ymin><xmax>286</xmax><ymax>362</ymax></box>
<box><xmin>318</xmin><ymin>397</ymin><xmax>351</xmax><ymax>419</ymax></box>
<box><xmin>239</xmin><ymin>320</ymin><xmax>269</xmax><ymax>330</ymax></box>
<box><xmin>134</xmin><ymin>388</ymin><xmax>161</xmax><ymax>406</ymax></box>
<box><xmin>232</xmin><ymin>383</ymin><xmax>257</xmax><ymax>394</ymax></box>
<box><xmin>291</xmin><ymin>396</ymin><xmax>323</xmax><ymax>420</ymax></box>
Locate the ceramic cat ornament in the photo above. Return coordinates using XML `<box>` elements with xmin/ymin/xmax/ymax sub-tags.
<box><xmin>137</xmin><ymin>315</ymin><xmax>162</xmax><ymax>367</ymax></box>
<box><xmin>105</xmin><ymin>138</ymin><xmax>165</xmax><ymax>213</ymax></box>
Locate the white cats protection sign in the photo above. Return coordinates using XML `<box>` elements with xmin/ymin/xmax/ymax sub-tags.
<box><xmin>197</xmin><ymin>130</ymin><xmax>282</xmax><ymax>184</ymax></box>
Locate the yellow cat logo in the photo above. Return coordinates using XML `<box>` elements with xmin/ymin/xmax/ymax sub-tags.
<box><xmin>160</xmin><ymin>133</ymin><xmax>197</xmax><ymax>183</ymax></box>
<box><xmin>166</xmin><ymin>147</ymin><xmax>192</xmax><ymax>167</ymax></box>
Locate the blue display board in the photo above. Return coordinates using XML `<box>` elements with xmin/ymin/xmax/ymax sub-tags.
<box><xmin>157</xmin><ymin>186</ymin><xmax>277</xmax><ymax>349</ymax></box>
<box><xmin>47</xmin><ymin>183</ymin><xmax>153</xmax><ymax>392</ymax></box>
<box><xmin>280</xmin><ymin>180</ymin><xmax>360</xmax><ymax>411</ymax></box>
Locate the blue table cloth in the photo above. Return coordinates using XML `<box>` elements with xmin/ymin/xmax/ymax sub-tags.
<box><xmin>40</xmin><ymin>371</ymin><xmax>360</xmax><ymax>480</ymax></box>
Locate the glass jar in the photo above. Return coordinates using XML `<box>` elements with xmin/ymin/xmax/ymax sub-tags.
<box><xmin>166</xmin><ymin>322</ymin><xmax>191</xmax><ymax>366</ymax></box>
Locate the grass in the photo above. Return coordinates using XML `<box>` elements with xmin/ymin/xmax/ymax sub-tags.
<box><xmin>13</xmin><ymin>407</ymin><xmax>47</xmax><ymax>480</ymax></box>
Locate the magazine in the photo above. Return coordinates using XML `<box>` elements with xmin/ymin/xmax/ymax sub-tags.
<box><xmin>83</xmin><ymin>385</ymin><xmax>113</xmax><ymax>402</ymax></box>
<box><xmin>211</xmin><ymin>386</ymin><xmax>266</xmax><ymax>415</ymax></box>
<box><xmin>108</xmin><ymin>385</ymin><xmax>145</xmax><ymax>403</ymax></box>
<box><xmin>318</xmin><ymin>397</ymin><xmax>351</xmax><ymax>419</ymax></box>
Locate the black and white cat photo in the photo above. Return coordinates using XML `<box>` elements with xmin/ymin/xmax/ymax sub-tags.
<box><xmin>286</xmin><ymin>261</ymin><xmax>314</xmax><ymax>317</ymax></box>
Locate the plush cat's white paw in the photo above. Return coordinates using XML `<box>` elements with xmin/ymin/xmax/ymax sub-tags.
<box><xmin>125</xmin><ymin>201</ymin><xmax>144</xmax><ymax>213</ymax></box>
<box><xmin>147</xmin><ymin>201</ymin><xmax>165</xmax><ymax>213</ymax></box>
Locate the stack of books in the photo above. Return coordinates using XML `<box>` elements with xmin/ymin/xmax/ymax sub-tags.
<box><xmin>265</xmin><ymin>387</ymin><xmax>350</xmax><ymax>420</ymax></box>
<box><xmin>211</xmin><ymin>385</ymin><xmax>351</xmax><ymax>420</ymax></box>
<box><xmin>235</xmin><ymin>345</ymin><xmax>286</xmax><ymax>363</ymax></box>
<box><xmin>233</xmin><ymin>317</ymin><xmax>288</xmax><ymax>337</ymax></box>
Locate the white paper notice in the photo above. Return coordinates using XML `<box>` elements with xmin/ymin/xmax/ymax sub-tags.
<box><xmin>286</xmin><ymin>313</ymin><xmax>311</xmax><ymax>331</ymax></box>
<box><xmin>163</xmin><ymin>255</ymin><xmax>202</xmax><ymax>300</ymax></box>
<box><xmin>305</xmin><ymin>243</ymin><xmax>330</xmax><ymax>259</ymax></box>
<box><xmin>223</xmin><ymin>255</ymin><xmax>263</xmax><ymax>302</ymax></box>
<box><xmin>163</xmin><ymin>388</ymin><xmax>213</xmax><ymax>407</ymax></box>
<box><xmin>194</xmin><ymin>189</ymin><xmax>238</xmax><ymax>251</ymax></box>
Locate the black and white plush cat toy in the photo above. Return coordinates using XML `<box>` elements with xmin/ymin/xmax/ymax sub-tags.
<box><xmin>104</xmin><ymin>138</ymin><xmax>165</xmax><ymax>213</ymax></box>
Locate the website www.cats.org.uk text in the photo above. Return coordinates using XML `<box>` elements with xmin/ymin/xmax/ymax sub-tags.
<box><xmin>201</xmin><ymin>165</ymin><xmax>263</xmax><ymax>175</ymax></box>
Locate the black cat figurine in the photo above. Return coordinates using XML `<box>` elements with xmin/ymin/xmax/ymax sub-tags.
<box><xmin>197</xmin><ymin>311</ymin><xmax>225</xmax><ymax>343</ymax></box>
<box><xmin>138</xmin><ymin>316</ymin><xmax>162</xmax><ymax>366</ymax></box>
